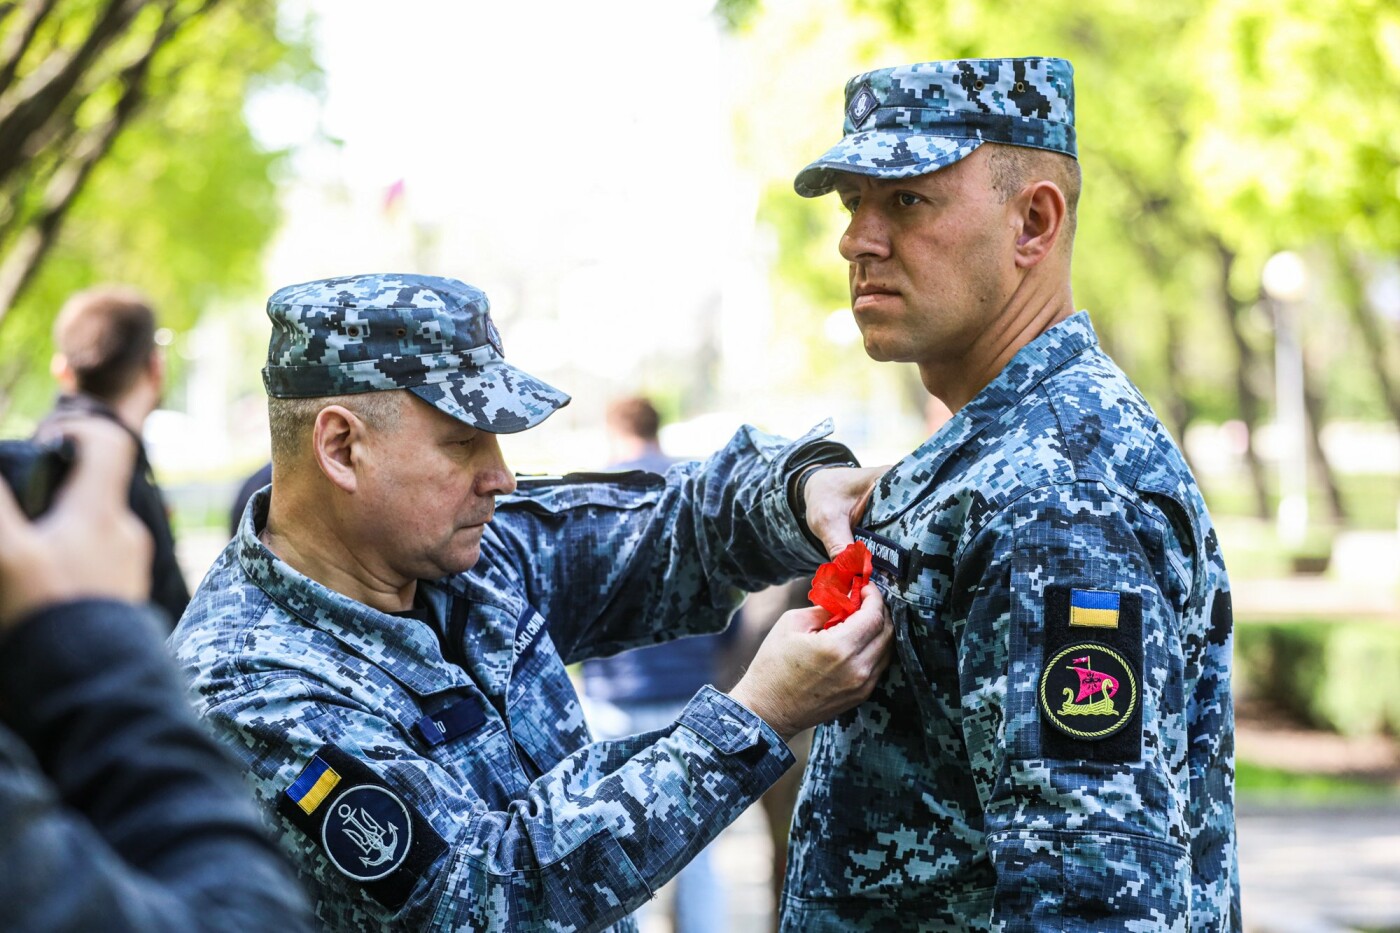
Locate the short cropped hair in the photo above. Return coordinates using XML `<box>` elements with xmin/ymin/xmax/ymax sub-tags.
<box><xmin>53</xmin><ymin>285</ymin><xmax>157</xmax><ymax>401</ymax></box>
<box><xmin>267</xmin><ymin>390</ymin><xmax>405</xmax><ymax>465</ymax></box>
<box><xmin>606</xmin><ymin>396</ymin><xmax>661</xmax><ymax>442</ymax></box>
<box><xmin>985</xmin><ymin>143</ymin><xmax>1082</xmax><ymax>245</ymax></box>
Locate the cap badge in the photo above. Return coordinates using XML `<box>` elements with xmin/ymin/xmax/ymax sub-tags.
<box><xmin>485</xmin><ymin>318</ymin><xmax>505</xmax><ymax>356</ymax></box>
<box><xmin>847</xmin><ymin>84</ymin><xmax>879</xmax><ymax>128</ymax></box>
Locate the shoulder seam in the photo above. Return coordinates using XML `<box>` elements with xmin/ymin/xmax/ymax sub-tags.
<box><xmin>953</xmin><ymin>476</ymin><xmax>1167</xmax><ymax>566</ymax></box>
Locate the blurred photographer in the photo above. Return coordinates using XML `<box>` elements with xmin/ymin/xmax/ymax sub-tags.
<box><xmin>0</xmin><ymin>419</ymin><xmax>310</xmax><ymax>931</ymax></box>
<box><xmin>38</xmin><ymin>285</ymin><xmax>190</xmax><ymax>625</ymax></box>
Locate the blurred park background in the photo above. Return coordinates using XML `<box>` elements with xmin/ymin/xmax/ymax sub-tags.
<box><xmin>0</xmin><ymin>0</ymin><xmax>1397</xmax><ymax>929</ymax></box>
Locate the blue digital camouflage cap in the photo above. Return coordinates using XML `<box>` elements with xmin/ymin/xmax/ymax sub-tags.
<box><xmin>794</xmin><ymin>57</ymin><xmax>1076</xmax><ymax>198</ymax></box>
<box><xmin>262</xmin><ymin>273</ymin><xmax>570</xmax><ymax>434</ymax></box>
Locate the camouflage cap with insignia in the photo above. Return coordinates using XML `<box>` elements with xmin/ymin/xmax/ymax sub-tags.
<box><xmin>794</xmin><ymin>57</ymin><xmax>1076</xmax><ymax>198</ymax></box>
<box><xmin>262</xmin><ymin>272</ymin><xmax>569</xmax><ymax>434</ymax></box>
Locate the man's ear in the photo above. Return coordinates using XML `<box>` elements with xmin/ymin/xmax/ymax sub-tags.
<box><xmin>1012</xmin><ymin>180</ymin><xmax>1068</xmax><ymax>269</ymax></box>
<box><xmin>50</xmin><ymin>354</ymin><xmax>76</xmax><ymax>391</ymax></box>
<box><xmin>311</xmin><ymin>405</ymin><xmax>365</xmax><ymax>494</ymax></box>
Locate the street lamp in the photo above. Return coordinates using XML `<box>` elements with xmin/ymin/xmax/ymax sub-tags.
<box><xmin>1262</xmin><ymin>251</ymin><xmax>1309</xmax><ymax>549</ymax></box>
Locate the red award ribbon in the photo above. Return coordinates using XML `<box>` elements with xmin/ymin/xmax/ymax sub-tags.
<box><xmin>808</xmin><ymin>541</ymin><xmax>873</xmax><ymax>629</ymax></box>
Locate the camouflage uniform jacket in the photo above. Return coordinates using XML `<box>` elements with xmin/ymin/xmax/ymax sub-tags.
<box><xmin>173</xmin><ymin>424</ymin><xmax>846</xmax><ymax>932</ymax></box>
<box><xmin>781</xmin><ymin>313</ymin><xmax>1239</xmax><ymax>932</ymax></box>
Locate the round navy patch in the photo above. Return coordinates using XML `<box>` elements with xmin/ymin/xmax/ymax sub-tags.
<box><xmin>321</xmin><ymin>784</ymin><xmax>413</xmax><ymax>881</ymax></box>
<box><xmin>1038</xmin><ymin>642</ymin><xmax>1138</xmax><ymax>740</ymax></box>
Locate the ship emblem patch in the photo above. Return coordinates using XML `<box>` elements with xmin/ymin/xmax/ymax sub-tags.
<box><xmin>1038</xmin><ymin>641</ymin><xmax>1138</xmax><ymax>741</ymax></box>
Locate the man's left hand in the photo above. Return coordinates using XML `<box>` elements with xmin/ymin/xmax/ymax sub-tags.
<box><xmin>803</xmin><ymin>465</ymin><xmax>887</xmax><ymax>558</ymax></box>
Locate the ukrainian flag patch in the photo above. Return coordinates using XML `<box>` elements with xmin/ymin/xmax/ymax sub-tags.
<box><xmin>1069</xmin><ymin>589</ymin><xmax>1120</xmax><ymax>629</ymax></box>
<box><xmin>286</xmin><ymin>754</ymin><xmax>341</xmax><ymax>816</ymax></box>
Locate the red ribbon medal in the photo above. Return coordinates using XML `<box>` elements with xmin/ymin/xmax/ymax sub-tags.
<box><xmin>808</xmin><ymin>541</ymin><xmax>873</xmax><ymax>629</ymax></box>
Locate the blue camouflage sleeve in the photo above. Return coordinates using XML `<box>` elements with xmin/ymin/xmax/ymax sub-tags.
<box><xmin>491</xmin><ymin>421</ymin><xmax>852</xmax><ymax>663</ymax></box>
<box><xmin>210</xmin><ymin>675</ymin><xmax>793</xmax><ymax>932</ymax></box>
<box><xmin>952</xmin><ymin>480</ymin><xmax>1195</xmax><ymax>931</ymax></box>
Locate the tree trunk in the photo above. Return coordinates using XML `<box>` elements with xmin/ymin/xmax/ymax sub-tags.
<box><xmin>1161</xmin><ymin>305</ymin><xmax>1202</xmax><ymax>477</ymax></box>
<box><xmin>1213</xmin><ymin>240</ymin><xmax>1273</xmax><ymax>520</ymax></box>
<box><xmin>0</xmin><ymin>9</ymin><xmax>160</xmax><ymax>323</ymax></box>
<box><xmin>0</xmin><ymin>0</ymin><xmax>141</xmax><ymax>190</ymax></box>
<box><xmin>0</xmin><ymin>0</ymin><xmax>61</xmax><ymax>97</ymax></box>
<box><xmin>0</xmin><ymin>0</ymin><xmax>217</xmax><ymax>325</ymax></box>
<box><xmin>1300</xmin><ymin>351</ymin><xmax>1347</xmax><ymax>524</ymax></box>
<box><xmin>1336</xmin><ymin>247</ymin><xmax>1400</xmax><ymax>433</ymax></box>
<box><xmin>1097</xmin><ymin>173</ymin><xmax>1204</xmax><ymax>482</ymax></box>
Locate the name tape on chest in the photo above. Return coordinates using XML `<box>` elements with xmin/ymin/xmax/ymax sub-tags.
<box><xmin>513</xmin><ymin>607</ymin><xmax>548</xmax><ymax>659</ymax></box>
<box><xmin>279</xmin><ymin>743</ymin><xmax>447</xmax><ymax>910</ymax></box>
<box><xmin>853</xmin><ymin>527</ymin><xmax>909</xmax><ymax>583</ymax></box>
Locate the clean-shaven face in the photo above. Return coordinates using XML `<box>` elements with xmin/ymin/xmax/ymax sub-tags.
<box><xmin>353</xmin><ymin>395</ymin><xmax>516</xmax><ymax>581</ymax></box>
<box><xmin>834</xmin><ymin>147</ymin><xmax>1017</xmax><ymax>371</ymax></box>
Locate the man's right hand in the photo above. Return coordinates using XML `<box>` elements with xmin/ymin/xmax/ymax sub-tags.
<box><xmin>0</xmin><ymin>418</ymin><xmax>151</xmax><ymax>628</ymax></box>
<box><xmin>727</xmin><ymin>583</ymin><xmax>892</xmax><ymax>741</ymax></box>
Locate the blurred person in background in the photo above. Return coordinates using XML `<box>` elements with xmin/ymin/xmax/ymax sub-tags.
<box><xmin>714</xmin><ymin>578</ymin><xmax>810</xmax><ymax>932</ymax></box>
<box><xmin>174</xmin><ymin>273</ymin><xmax>892</xmax><ymax>932</ymax></box>
<box><xmin>38</xmin><ymin>285</ymin><xmax>190</xmax><ymax>625</ymax></box>
<box><xmin>229</xmin><ymin>460</ymin><xmax>271</xmax><ymax>537</ymax></box>
<box><xmin>0</xmin><ymin>418</ymin><xmax>312</xmax><ymax>931</ymax></box>
<box><xmin>779</xmin><ymin>57</ymin><xmax>1237</xmax><ymax>930</ymax></box>
<box><xmin>582</xmin><ymin>395</ymin><xmax>732</xmax><ymax>933</ymax></box>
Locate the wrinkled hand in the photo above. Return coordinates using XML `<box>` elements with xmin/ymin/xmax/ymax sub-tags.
<box><xmin>0</xmin><ymin>418</ymin><xmax>151</xmax><ymax>627</ymax></box>
<box><xmin>727</xmin><ymin>583</ymin><xmax>892</xmax><ymax>741</ymax></box>
<box><xmin>803</xmin><ymin>465</ymin><xmax>887</xmax><ymax>557</ymax></box>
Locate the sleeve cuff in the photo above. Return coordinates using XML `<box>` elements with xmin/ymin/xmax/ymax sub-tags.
<box><xmin>676</xmin><ymin>686</ymin><xmax>796</xmax><ymax>779</ymax></box>
<box><xmin>756</xmin><ymin>421</ymin><xmax>860</xmax><ymax>569</ymax></box>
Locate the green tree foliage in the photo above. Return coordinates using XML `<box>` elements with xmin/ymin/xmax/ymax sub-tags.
<box><xmin>727</xmin><ymin>0</ymin><xmax>1400</xmax><ymax>518</ymax></box>
<box><xmin>0</xmin><ymin>0</ymin><xmax>317</xmax><ymax>422</ymax></box>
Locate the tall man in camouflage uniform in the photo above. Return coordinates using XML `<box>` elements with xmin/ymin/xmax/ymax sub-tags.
<box><xmin>172</xmin><ymin>273</ymin><xmax>892</xmax><ymax>931</ymax></box>
<box><xmin>779</xmin><ymin>58</ymin><xmax>1239</xmax><ymax>931</ymax></box>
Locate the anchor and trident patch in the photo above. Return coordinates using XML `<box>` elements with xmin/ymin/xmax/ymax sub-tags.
<box><xmin>1038</xmin><ymin>586</ymin><xmax>1143</xmax><ymax>761</ymax></box>
<box><xmin>279</xmin><ymin>743</ymin><xmax>446</xmax><ymax>909</ymax></box>
<box><xmin>321</xmin><ymin>785</ymin><xmax>411</xmax><ymax>880</ymax></box>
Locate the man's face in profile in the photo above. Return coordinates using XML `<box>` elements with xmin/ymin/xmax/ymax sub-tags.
<box><xmin>351</xmin><ymin>394</ymin><xmax>516</xmax><ymax>582</ymax></box>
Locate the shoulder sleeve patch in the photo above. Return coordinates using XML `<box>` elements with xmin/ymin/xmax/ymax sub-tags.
<box><xmin>278</xmin><ymin>743</ymin><xmax>448</xmax><ymax>911</ymax></box>
<box><xmin>1038</xmin><ymin>586</ymin><xmax>1143</xmax><ymax>762</ymax></box>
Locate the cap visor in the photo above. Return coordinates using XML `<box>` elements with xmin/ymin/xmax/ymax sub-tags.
<box><xmin>794</xmin><ymin>131</ymin><xmax>983</xmax><ymax>197</ymax></box>
<box><xmin>409</xmin><ymin>361</ymin><xmax>570</xmax><ymax>434</ymax></box>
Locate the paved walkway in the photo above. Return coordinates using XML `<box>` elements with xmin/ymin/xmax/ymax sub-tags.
<box><xmin>647</xmin><ymin>801</ymin><xmax>1400</xmax><ymax>932</ymax></box>
<box><xmin>1240</xmin><ymin>805</ymin><xmax>1400</xmax><ymax>933</ymax></box>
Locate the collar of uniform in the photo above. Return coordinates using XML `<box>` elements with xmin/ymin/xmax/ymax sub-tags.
<box><xmin>236</xmin><ymin>489</ymin><xmax>476</xmax><ymax>698</ymax></box>
<box><xmin>867</xmin><ymin>311</ymin><xmax>1098</xmax><ymax>526</ymax></box>
<box><xmin>438</xmin><ymin>546</ymin><xmax>532</xmax><ymax>701</ymax></box>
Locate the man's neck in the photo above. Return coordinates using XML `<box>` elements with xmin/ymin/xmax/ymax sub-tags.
<box><xmin>258</xmin><ymin>486</ymin><xmax>416</xmax><ymax>614</ymax></box>
<box><xmin>107</xmin><ymin>389</ymin><xmax>154</xmax><ymax>435</ymax></box>
<box><xmin>921</xmin><ymin>276</ymin><xmax>1075</xmax><ymax>412</ymax></box>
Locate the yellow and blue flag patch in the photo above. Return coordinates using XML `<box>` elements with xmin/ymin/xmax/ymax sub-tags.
<box><xmin>1069</xmin><ymin>589</ymin><xmax>1120</xmax><ymax>629</ymax></box>
<box><xmin>286</xmin><ymin>754</ymin><xmax>341</xmax><ymax>816</ymax></box>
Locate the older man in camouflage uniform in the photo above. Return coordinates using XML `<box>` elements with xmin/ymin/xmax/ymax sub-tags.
<box><xmin>778</xmin><ymin>58</ymin><xmax>1239</xmax><ymax>931</ymax></box>
<box><xmin>172</xmin><ymin>273</ymin><xmax>892</xmax><ymax>931</ymax></box>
